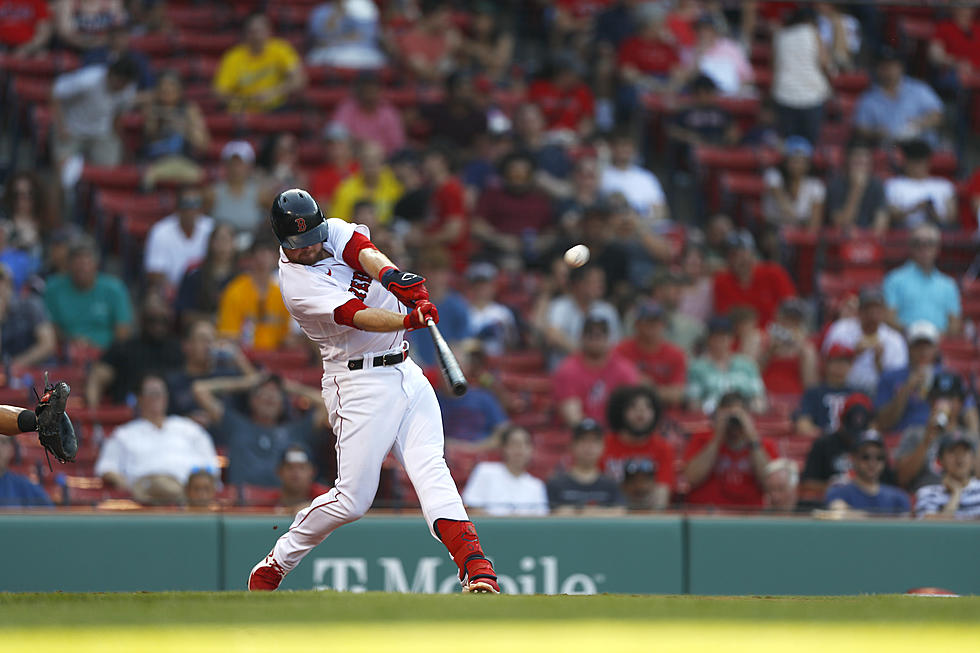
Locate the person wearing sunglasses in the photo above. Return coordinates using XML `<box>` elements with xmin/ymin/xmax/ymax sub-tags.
<box><xmin>824</xmin><ymin>430</ymin><xmax>910</xmax><ymax>515</ymax></box>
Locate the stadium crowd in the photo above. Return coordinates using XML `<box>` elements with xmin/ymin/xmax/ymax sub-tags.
<box><xmin>0</xmin><ymin>0</ymin><xmax>979</xmax><ymax>520</ymax></box>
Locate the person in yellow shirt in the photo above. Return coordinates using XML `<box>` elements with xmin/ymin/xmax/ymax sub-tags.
<box><xmin>217</xmin><ymin>237</ymin><xmax>291</xmax><ymax>350</ymax></box>
<box><xmin>213</xmin><ymin>13</ymin><xmax>306</xmax><ymax>113</ymax></box>
<box><xmin>329</xmin><ymin>140</ymin><xmax>403</xmax><ymax>223</ymax></box>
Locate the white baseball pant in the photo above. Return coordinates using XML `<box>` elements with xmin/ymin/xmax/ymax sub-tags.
<box><xmin>271</xmin><ymin>358</ymin><xmax>468</xmax><ymax>572</ymax></box>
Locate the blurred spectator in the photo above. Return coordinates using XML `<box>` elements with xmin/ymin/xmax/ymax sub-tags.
<box><xmin>826</xmin><ymin>139</ymin><xmax>887</xmax><ymax>231</ymax></box>
<box><xmin>666</xmin><ymin>75</ymin><xmax>739</xmax><ymax>168</ymax></box>
<box><xmin>309</xmin><ymin>123</ymin><xmax>358</xmax><ymax>210</ymax></box>
<box><xmin>209</xmin><ymin>141</ymin><xmax>264</xmax><ymax>243</ymax></box>
<box><xmin>763</xmin><ymin>458</ymin><xmax>800</xmax><ymax>513</ymax></box>
<box><xmin>814</xmin><ymin>2</ymin><xmax>859</xmax><ymax>70</ymax></box>
<box><xmin>331</xmin><ymin>140</ymin><xmax>404</xmax><ymax>224</ymax></box>
<box><xmin>800</xmin><ymin>393</ymin><xmax>897</xmax><ymax>497</ymax></box>
<box><xmin>184</xmin><ymin>469</ymin><xmax>219</xmax><ymax>511</ymax></box>
<box><xmin>165</xmin><ymin>320</ymin><xmax>255</xmax><ymax>421</ymax></box>
<box><xmin>616</xmin><ymin>11</ymin><xmax>680</xmax><ymax>119</ymax></box>
<box><xmin>259</xmin><ymin>132</ymin><xmax>309</xmax><ymax>201</ymax></box>
<box><xmin>678</xmin><ymin>245</ymin><xmax>715</xmax><ymax>322</ymax></box>
<box><xmin>462</xmin><ymin>425</ymin><xmax>548</xmax><ymax>516</ymax></box>
<box><xmin>85</xmin><ymin>293</ymin><xmax>182</xmax><ymax>407</ymax></box>
<box><xmin>683</xmin><ymin>391</ymin><xmax>776</xmax><ymax>509</ymax></box>
<box><xmin>0</xmin><ymin>0</ymin><xmax>53</xmax><ymax>56</ymax></box>
<box><xmin>547</xmin><ymin>418</ymin><xmax>626</xmax><ymax>515</ymax></box>
<box><xmin>52</xmin><ymin>0</ymin><xmax>126</xmax><ymax>52</ymax></box>
<box><xmin>458</xmin><ymin>2</ymin><xmax>513</xmax><ymax>82</ymax></box>
<box><xmin>0</xmin><ymin>263</ymin><xmax>56</xmax><ymax>373</ymax></box>
<box><xmin>759</xmin><ymin>298</ymin><xmax>819</xmax><ymax>398</ymax></box>
<box><xmin>761</xmin><ymin>136</ymin><xmax>825</xmax><ymax>230</ymax></box>
<box><xmin>437</xmin><ymin>341</ymin><xmax>507</xmax><ymax>448</ymax></box>
<box><xmin>0</xmin><ymin>171</ymin><xmax>49</xmax><ymax>257</ymax></box>
<box><xmin>614</xmin><ymin>302</ymin><xmax>686</xmax><ymax>406</ymax></box>
<box><xmin>884</xmin><ymin>140</ymin><xmax>956</xmax><ymax>230</ymax></box>
<box><xmin>794</xmin><ymin>343</ymin><xmax>855</xmax><ymax>438</ymax></box>
<box><xmin>875</xmin><ymin>321</ymin><xmax>969</xmax><ymax>433</ymax></box>
<box><xmin>883</xmin><ymin>224</ymin><xmax>961</xmax><ymax>335</ymax></box>
<box><xmin>544</xmin><ymin>265</ymin><xmax>622</xmax><ymax>359</ymax></box>
<box><xmin>620</xmin><ymin>458</ymin><xmax>662</xmax><ymax>511</ymax></box>
<box><xmin>595</xmin><ymin>0</ymin><xmax>640</xmax><ymax>52</ymax></box>
<box><xmin>144</xmin><ymin>185</ymin><xmax>214</xmax><ymax>293</ymax></box>
<box><xmin>389</xmin><ymin>149</ymin><xmax>428</xmax><ymax>224</ymax></box>
<box><xmin>771</xmin><ymin>8</ymin><xmax>830</xmax><ymax>145</ymax></box>
<box><xmin>51</xmin><ymin>56</ymin><xmax>139</xmax><ymax>174</ymax></box>
<box><xmin>730</xmin><ymin>305</ymin><xmax>763</xmax><ymax>362</ymax></box>
<box><xmin>420</xmin><ymin>146</ymin><xmax>469</xmax><ymax>270</ymax></box>
<box><xmin>713</xmin><ymin>230</ymin><xmax>796</xmax><ymax>328</ymax></box>
<box><xmin>394</xmin><ymin>0</ymin><xmax>460</xmax><ymax>84</ymax></box>
<box><xmin>915</xmin><ymin>435</ymin><xmax>980</xmax><ymax>520</ymax></box>
<box><xmin>176</xmin><ymin>223</ymin><xmax>239</xmax><ymax>326</ymax></box>
<box><xmin>420</xmin><ymin>73</ymin><xmax>489</xmax><ymax>154</ymax></box>
<box><xmin>472</xmin><ymin>152</ymin><xmax>554</xmax><ymax>262</ymax></box>
<box><xmin>82</xmin><ymin>23</ymin><xmax>154</xmax><ymax>90</ymax></box>
<box><xmin>652</xmin><ymin>270</ymin><xmax>705</xmax><ymax>355</ymax></box>
<box><xmin>601</xmin><ymin>386</ymin><xmax>673</xmax><ymax>509</ymax></box>
<box><xmin>0</xmin><ymin>436</ymin><xmax>52</xmax><ymax>507</ymax></box>
<box><xmin>824</xmin><ymin>430</ymin><xmax>910</xmax><ymax>515</ymax></box>
<box><xmin>307</xmin><ymin>0</ymin><xmax>384</xmax><ymax>69</ymax></box>
<box><xmin>740</xmin><ymin>99</ymin><xmax>782</xmax><ymax>148</ymax></box>
<box><xmin>686</xmin><ymin>316</ymin><xmax>766</xmax><ymax>414</ymax></box>
<box><xmin>527</xmin><ymin>52</ymin><xmax>595</xmax><ymax>136</ymax></box>
<box><xmin>600</xmin><ymin>129</ymin><xmax>668</xmax><ymax>223</ymax></box>
<box><xmin>700</xmin><ymin>214</ymin><xmax>735</xmax><ymax>273</ymax></box>
<box><xmin>854</xmin><ymin>48</ymin><xmax>943</xmax><ymax>147</ymax></box>
<box><xmin>332</xmin><ymin>71</ymin><xmax>406</xmax><ymax>156</ymax></box>
<box><xmin>553</xmin><ymin>315</ymin><xmax>641</xmax><ymax>428</ymax></box>
<box><xmin>44</xmin><ymin>236</ymin><xmax>133</xmax><ymax>350</ymax></box>
<box><xmin>96</xmin><ymin>374</ymin><xmax>220</xmax><ymax>505</ymax></box>
<box><xmin>213</xmin><ymin>13</ymin><xmax>305</xmax><ymax>113</ymax></box>
<box><xmin>821</xmin><ymin>287</ymin><xmax>907</xmax><ymax>395</ymax></box>
<box><xmin>895</xmin><ymin>372</ymin><xmax>979</xmax><ymax>492</ymax></box>
<box><xmin>216</xmin><ymin>236</ymin><xmax>292</xmax><ymax>351</ymax></box>
<box><xmin>407</xmin><ymin>249</ymin><xmax>471</xmax><ymax>367</ymax></box>
<box><xmin>275</xmin><ymin>444</ymin><xmax>330</xmax><ymax>514</ymax></box>
<box><xmin>511</xmin><ymin>103</ymin><xmax>573</xmax><ymax>199</ymax></box>
<box><xmin>141</xmin><ymin>71</ymin><xmax>209</xmax><ymax>189</ymax></box>
<box><xmin>677</xmin><ymin>16</ymin><xmax>753</xmax><ymax>96</ymax></box>
<box><xmin>463</xmin><ymin>263</ymin><xmax>517</xmax><ymax>356</ymax></box>
<box><xmin>554</xmin><ymin>157</ymin><xmax>601</xmax><ymax>226</ymax></box>
<box><xmin>927</xmin><ymin>8</ymin><xmax>980</xmax><ymax>89</ymax></box>
<box><xmin>192</xmin><ymin>373</ymin><xmax>325</xmax><ymax>487</ymax></box>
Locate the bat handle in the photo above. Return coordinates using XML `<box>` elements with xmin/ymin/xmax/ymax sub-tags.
<box><xmin>426</xmin><ymin>318</ymin><xmax>436</xmax><ymax>328</ymax></box>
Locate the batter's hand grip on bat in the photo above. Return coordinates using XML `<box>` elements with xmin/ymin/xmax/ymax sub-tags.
<box><xmin>427</xmin><ymin>318</ymin><xmax>468</xmax><ymax>396</ymax></box>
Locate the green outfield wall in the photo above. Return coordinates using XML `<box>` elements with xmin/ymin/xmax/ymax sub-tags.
<box><xmin>1</xmin><ymin>514</ymin><xmax>977</xmax><ymax>595</ymax></box>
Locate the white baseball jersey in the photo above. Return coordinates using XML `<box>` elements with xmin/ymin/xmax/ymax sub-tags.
<box><xmin>278</xmin><ymin>218</ymin><xmax>407</xmax><ymax>368</ymax></box>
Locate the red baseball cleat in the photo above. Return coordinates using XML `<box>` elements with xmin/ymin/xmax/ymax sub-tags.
<box><xmin>461</xmin><ymin>556</ymin><xmax>500</xmax><ymax>594</ymax></box>
<box><xmin>248</xmin><ymin>554</ymin><xmax>286</xmax><ymax>591</ymax></box>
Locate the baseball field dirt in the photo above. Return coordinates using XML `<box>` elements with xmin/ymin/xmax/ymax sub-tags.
<box><xmin>1</xmin><ymin>592</ymin><xmax>976</xmax><ymax>652</ymax></box>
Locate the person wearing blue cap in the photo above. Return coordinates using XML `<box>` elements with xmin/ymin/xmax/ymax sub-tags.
<box><xmin>762</xmin><ymin>135</ymin><xmax>825</xmax><ymax>230</ymax></box>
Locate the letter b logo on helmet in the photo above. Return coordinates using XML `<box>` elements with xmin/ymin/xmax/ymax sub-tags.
<box><xmin>270</xmin><ymin>189</ymin><xmax>328</xmax><ymax>249</ymax></box>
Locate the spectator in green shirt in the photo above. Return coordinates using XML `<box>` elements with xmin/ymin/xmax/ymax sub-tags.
<box><xmin>43</xmin><ymin>237</ymin><xmax>133</xmax><ymax>351</ymax></box>
<box><xmin>686</xmin><ymin>315</ymin><xmax>766</xmax><ymax>414</ymax></box>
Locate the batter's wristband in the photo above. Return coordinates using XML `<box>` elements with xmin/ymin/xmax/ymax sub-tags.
<box><xmin>378</xmin><ymin>265</ymin><xmax>398</xmax><ymax>283</ymax></box>
<box><xmin>17</xmin><ymin>409</ymin><xmax>38</xmax><ymax>433</ymax></box>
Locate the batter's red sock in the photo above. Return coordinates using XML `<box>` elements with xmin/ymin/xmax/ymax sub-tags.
<box><xmin>434</xmin><ymin>518</ymin><xmax>497</xmax><ymax>585</ymax></box>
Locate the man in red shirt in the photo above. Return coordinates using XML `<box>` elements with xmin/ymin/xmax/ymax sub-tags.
<box><xmin>309</xmin><ymin>123</ymin><xmax>358</xmax><ymax>210</ymax></box>
<box><xmin>473</xmin><ymin>152</ymin><xmax>554</xmax><ymax>261</ymax></box>
<box><xmin>527</xmin><ymin>53</ymin><xmax>595</xmax><ymax>136</ymax></box>
<box><xmin>618</xmin><ymin>12</ymin><xmax>680</xmax><ymax>83</ymax></box>
<box><xmin>421</xmin><ymin>146</ymin><xmax>470</xmax><ymax>272</ymax></box>
<box><xmin>614</xmin><ymin>301</ymin><xmax>686</xmax><ymax>406</ymax></box>
<box><xmin>929</xmin><ymin>7</ymin><xmax>980</xmax><ymax>75</ymax></box>
<box><xmin>713</xmin><ymin>230</ymin><xmax>797</xmax><ymax>327</ymax></box>
<box><xmin>600</xmin><ymin>385</ymin><xmax>675</xmax><ymax>509</ymax></box>
<box><xmin>0</xmin><ymin>0</ymin><xmax>51</xmax><ymax>55</ymax></box>
<box><xmin>683</xmin><ymin>391</ymin><xmax>778</xmax><ymax>509</ymax></box>
<box><xmin>553</xmin><ymin>315</ymin><xmax>642</xmax><ymax>428</ymax></box>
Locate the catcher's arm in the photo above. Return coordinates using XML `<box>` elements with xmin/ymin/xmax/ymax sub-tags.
<box><xmin>0</xmin><ymin>404</ymin><xmax>39</xmax><ymax>437</ymax></box>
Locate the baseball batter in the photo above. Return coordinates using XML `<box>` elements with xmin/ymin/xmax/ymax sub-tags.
<box><xmin>248</xmin><ymin>189</ymin><xmax>499</xmax><ymax>593</ymax></box>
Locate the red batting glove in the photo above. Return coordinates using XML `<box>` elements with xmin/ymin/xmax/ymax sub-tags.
<box><xmin>381</xmin><ymin>266</ymin><xmax>430</xmax><ymax>308</ymax></box>
<box><xmin>403</xmin><ymin>300</ymin><xmax>439</xmax><ymax>331</ymax></box>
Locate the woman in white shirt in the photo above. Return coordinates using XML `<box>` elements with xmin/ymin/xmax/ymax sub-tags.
<box><xmin>462</xmin><ymin>425</ymin><xmax>549</xmax><ymax>516</ymax></box>
<box><xmin>762</xmin><ymin>136</ymin><xmax>826</xmax><ymax>231</ymax></box>
<box><xmin>771</xmin><ymin>8</ymin><xmax>832</xmax><ymax>145</ymax></box>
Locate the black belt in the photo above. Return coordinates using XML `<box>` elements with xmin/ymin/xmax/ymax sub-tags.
<box><xmin>347</xmin><ymin>351</ymin><xmax>407</xmax><ymax>371</ymax></box>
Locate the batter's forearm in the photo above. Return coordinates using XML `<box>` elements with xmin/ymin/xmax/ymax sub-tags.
<box><xmin>351</xmin><ymin>308</ymin><xmax>407</xmax><ymax>332</ymax></box>
<box><xmin>0</xmin><ymin>405</ymin><xmax>38</xmax><ymax>436</ymax></box>
<box><xmin>358</xmin><ymin>248</ymin><xmax>396</xmax><ymax>281</ymax></box>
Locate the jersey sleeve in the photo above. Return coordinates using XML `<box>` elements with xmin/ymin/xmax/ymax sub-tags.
<box><xmin>324</xmin><ymin>218</ymin><xmax>369</xmax><ymax>259</ymax></box>
<box><xmin>280</xmin><ymin>264</ymin><xmax>363</xmax><ymax>326</ymax></box>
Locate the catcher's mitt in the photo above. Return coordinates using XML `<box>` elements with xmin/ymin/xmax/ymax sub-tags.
<box><xmin>35</xmin><ymin>373</ymin><xmax>77</xmax><ymax>466</ymax></box>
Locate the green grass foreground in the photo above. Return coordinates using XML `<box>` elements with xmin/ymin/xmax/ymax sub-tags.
<box><xmin>1</xmin><ymin>593</ymin><xmax>976</xmax><ymax>653</ymax></box>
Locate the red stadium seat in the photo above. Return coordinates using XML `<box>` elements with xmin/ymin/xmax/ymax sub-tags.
<box><xmin>129</xmin><ymin>32</ymin><xmax>175</xmax><ymax>57</ymax></box>
<box><xmin>1</xmin><ymin>52</ymin><xmax>79</xmax><ymax>78</ymax></box>
<box><xmin>241</xmin><ymin>112</ymin><xmax>309</xmax><ymax>135</ymax></box>
<box><xmin>176</xmin><ymin>31</ymin><xmax>240</xmax><ymax>56</ymax></box>
<box><xmin>81</xmin><ymin>165</ymin><xmax>144</xmax><ymax>190</ymax></box>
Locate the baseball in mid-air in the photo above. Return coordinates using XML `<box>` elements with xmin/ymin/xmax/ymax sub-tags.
<box><xmin>563</xmin><ymin>244</ymin><xmax>590</xmax><ymax>268</ymax></box>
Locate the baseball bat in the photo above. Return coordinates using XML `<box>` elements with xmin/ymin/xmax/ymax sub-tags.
<box><xmin>427</xmin><ymin>318</ymin><xmax>468</xmax><ymax>396</ymax></box>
